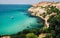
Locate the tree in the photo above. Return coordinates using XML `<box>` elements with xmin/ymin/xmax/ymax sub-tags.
<box><xmin>26</xmin><ymin>33</ymin><xmax>38</xmax><ymax>38</ymax></box>
<box><xmin>48</xmin><ymin>15</ymin><xmax>60</xmax><ymax>38</ymax></box>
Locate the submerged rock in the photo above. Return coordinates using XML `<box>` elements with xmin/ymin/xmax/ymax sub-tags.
<box><xmin>10</xmin><ymin>16</ymin><xmax>14</xmax><ymax>19</ymax></box>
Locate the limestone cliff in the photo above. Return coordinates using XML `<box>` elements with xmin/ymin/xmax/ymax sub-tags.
<box><xmin>28</xmin><ymin>2</ymin><xmax>60</xmax><ymax>28</ymax></box>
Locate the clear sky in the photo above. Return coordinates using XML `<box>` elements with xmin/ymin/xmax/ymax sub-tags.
<box><xmin>0</xmin><ymin>0</ymin><xmax>60</xmax><ymax>4</ymax></box>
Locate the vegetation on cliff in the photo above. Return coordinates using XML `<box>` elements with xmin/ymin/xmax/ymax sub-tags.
<box><xmin>28</xmin><ymin>3</ymin><xmax>60</xmax><ymax>38</ymax></box>
<box><xmin>0</xmin><ymin>2</ymin><xmax>60</xmax><ymax>38</ymax></box>
<box><xmin>43</xmin><ymin>5</ymin><xmax>60</xmax><ymax>38</ymax></box>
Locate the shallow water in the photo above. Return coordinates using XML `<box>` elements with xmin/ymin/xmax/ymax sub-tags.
<box><xmin>0</xmin><ymin>4</ymin><xmax>42</xmax><ymax>35</ymax></box>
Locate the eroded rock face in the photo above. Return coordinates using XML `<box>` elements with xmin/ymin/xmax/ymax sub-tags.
<box><xmin>28</xmin><ymin>2</ymin><xmax>60</xmax><ymax>12</ymax></box>
<box><xmin>28</xmin><ymin>2</ymin><xmax>60</xmax><ymax>28</ymax></box>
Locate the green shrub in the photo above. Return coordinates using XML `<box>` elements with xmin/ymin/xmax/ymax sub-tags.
<box><xmin>26</xmin><ymin>33</ymin><xmax>38</xmax><ymax>38</ymax></box>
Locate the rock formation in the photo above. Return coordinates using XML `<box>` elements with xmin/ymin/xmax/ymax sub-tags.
<box><xmin>28</xmin><ymin>2</ymin><xmax>60</xmax><ymax>28</ymax></box>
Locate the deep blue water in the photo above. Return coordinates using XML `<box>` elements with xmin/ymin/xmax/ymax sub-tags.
<box><xmin>0</xmin><ymin>4</ymin><xmax>42</xmax><ymax>35</ymax></box>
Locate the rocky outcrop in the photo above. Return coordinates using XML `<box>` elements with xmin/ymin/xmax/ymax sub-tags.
<box><xmin>0</xmin><ymin>36</ymin><xmax>10</xmax><ymax>38</ymax></box>
<box><xmin>28</xmin><ymin>2</ymin><xmax>60</xmax><ymax>28</ymax></box>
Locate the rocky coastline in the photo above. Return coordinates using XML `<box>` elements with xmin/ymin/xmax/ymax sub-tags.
<box><xmin>28</xmin><ymin>2</ymin><xmax>60</xmax><ymax>28</ymax></box>
<box><xmin>1</xmin><ymin>2</ymin><xmax>60</xmax><ymax>38</ymax></box>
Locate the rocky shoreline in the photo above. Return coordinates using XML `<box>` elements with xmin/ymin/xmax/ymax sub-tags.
<box><xmin>1</xmin><ymin>2</ymin><xmax>60</xmax><ymax>38</ymax></box>
<box><xmin>28</xmin><ymin>2</ymin><xmax>60</xmax><ymax>28</ymax></box>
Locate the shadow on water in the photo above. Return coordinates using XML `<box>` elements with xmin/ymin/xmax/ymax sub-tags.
<box><xmin>21</xmin><ymin>10</ymin><xmax>44</xmax><ymax>29</ymax></box>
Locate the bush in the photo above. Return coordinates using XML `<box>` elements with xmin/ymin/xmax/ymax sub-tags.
<box><xmin>26</xmin><ymin>33</ymin><xmax>38</xmax><ymax>38</ymax></box>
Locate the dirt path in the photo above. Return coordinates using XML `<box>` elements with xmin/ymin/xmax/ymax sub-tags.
<box><xmin>38</xmin><ymin>33</ymin><xmax>47</xmax><ymax>38</ymax></box>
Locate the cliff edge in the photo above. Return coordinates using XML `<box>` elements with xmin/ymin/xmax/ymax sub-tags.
<box><xmin>28</xmin><ymin>2</ymin><xmax>60</xmax><ymax>28</ymax></box>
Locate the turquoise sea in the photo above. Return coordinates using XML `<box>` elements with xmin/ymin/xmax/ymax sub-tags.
<box><xmin>0</xmin><ymin>4</ymin><xmax>42</xmax><ymax>35</ymax></box>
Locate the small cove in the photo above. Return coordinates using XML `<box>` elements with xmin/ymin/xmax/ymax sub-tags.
<box><xmin>0</xmin><ymin>4</ymin><xmax>43</xmax><ymax>35</ymax></box>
